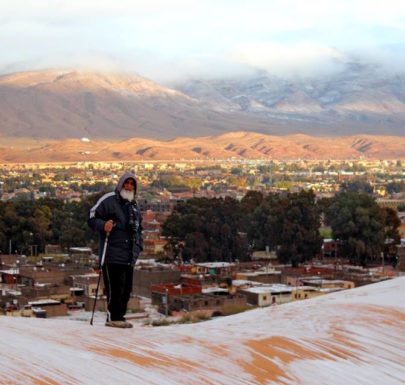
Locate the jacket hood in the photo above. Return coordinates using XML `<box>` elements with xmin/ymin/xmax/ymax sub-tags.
<box><xmin>115</xmin><ymin>172</ymin><xmax>137</xmax><ymax>193</ymax></box>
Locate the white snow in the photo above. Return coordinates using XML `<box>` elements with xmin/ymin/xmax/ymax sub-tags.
<box><xmin>0</xmin><ymin>277</ymin><xmax>404</xmax><ymax>384</ymax></box>
<box><xmin>243</xmin><ymin>284</ymin><xmax>293</xmax><ymax>294</ymax></box>
<box><xmin>196</xmin><ymin>262</ymin><xmax>236</xmax><ymax>268</ymax></box>
<box><xmin>28</xmin><ymin>299</ymin><xmax>61</xmax><ymax>306</ymax></box>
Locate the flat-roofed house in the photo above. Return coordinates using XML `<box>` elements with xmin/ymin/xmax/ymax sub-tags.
<box><xmin>239</xmin><ymin>284</ymin><xmax>293</xmax><ymax>306</ymax></box>
<box><xmin>28</xmin><ymin>299</ymin><xmax>68</xmax><ymax>317</ymax></box>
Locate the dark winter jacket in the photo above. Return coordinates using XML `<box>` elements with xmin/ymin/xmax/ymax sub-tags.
<box><xmin>88</xmin><ymin>172</ymin><xmax>143</xmax><ymax>266</ymax></box>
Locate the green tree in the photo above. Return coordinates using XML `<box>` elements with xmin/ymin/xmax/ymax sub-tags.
<box><xmin>0</xmin><ymin>195</ymin><xmax>99</xmax><ymax>254</ymax></box>
<box><xmin>249</xmin><ymin>191</ymin><xmax>322</xmax><ymax>266</ymax></box>
<box><xmin>340</xmin><ymin>179</ymin><xmax>373</xmax><ymax>195</ymax></box>
<box><xmin>248</xmin><ymin>193</ymin><xmax>280</xmax><ymax>251</ymax></box>
<box><xmin>162</xmin><ymin>197</ymin><xmax>250</xmax><ymax>262</ymax></box>
<box><xmin>386</xmin><ymin>181</ymin><xmax>405</xmax><ymax>195</ymax></box>
<box><xmin>382</xmin><ymin>207</ymin><xmax>401</xmax><ymax>244</ymax></box>
<box><xmin>325</xmin><ymin>192</ymin><xmax>386</xmax><ymax>266</ymax></box>
<box><xmin>29</xmin><ymin>206</ymin><xmax>53</xmax><ymax>251</ymax></box>
<box><xmin>231</xmin><ymin>167</ymin><xmax>242</xmax><ymax>175</ymax></box>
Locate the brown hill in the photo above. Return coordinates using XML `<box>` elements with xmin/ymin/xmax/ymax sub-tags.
<box><xmin>0</xmin><ymin>132</ymin><xmax>404</xmax><ymax>162</ymax></box>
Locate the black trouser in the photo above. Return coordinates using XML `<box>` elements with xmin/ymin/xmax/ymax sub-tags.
<box><xmin>102</xmin><ymin>263</ymin><xmax>133</xmax><ymax>321</ymax></box>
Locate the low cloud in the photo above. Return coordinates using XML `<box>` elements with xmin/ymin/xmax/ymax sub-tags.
<box><xmin>231</xmin><ymin>42</ymin><xmax>350</xmax><ymax>79</ymax></box>
<box><xmin>0</xmin><ymin>0</ymin><xmax>404</xmax><ymax>82</ymax></box>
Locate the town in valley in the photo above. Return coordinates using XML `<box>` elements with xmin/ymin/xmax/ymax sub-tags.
<box><xmin>0</xmin><ymin>158</ymin><xmax>404</xmax><ymax>323</ymax></box>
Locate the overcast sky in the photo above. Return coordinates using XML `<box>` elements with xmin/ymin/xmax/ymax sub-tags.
<box><xmin>1</xmin><ymin>0</ymin><xmax>404</xmax><ymax>83</ymax></box>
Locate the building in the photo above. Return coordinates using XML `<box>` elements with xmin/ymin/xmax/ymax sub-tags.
<box><xmin>19</xmin><ymin>264</ymin><xmax>91</xmax><ymax>286</ymax></box>
<box><xmin>234</xmin><ymin>269</ymin><xmax>282</xmax><ymax>284</ymax></box>
<box><xmin>376</xmin><ymin>198</ymin><xmax>405</xmax><ymax>210</ymax></box>
<box><xmin>321</xmin><ymin>239</ymin><xmax>338</xmax><ymax>258</ymax></box>
<box><xmin>300</xmin><ymin>278</ymin><xmax>355</xmax><ymax>290</ymax></box>
<box><xmin>251</xmin><ymin>250</ymin><xmax>277</xmax><ymax>261</ymax></box>
<box><xmin>238</xmin><ymin>284</ymin><xmax>293</xmax><ymax>306</ymax></box>
<box><xmin>20</xmin><ymin>283</ymin><xmax>71</xmax><ymax>305</ymax></box>
<box><xmin>44</xmin><ymin>244</ymin><xmax>63</xmax><ymax>254</ymax></box>
<box><xmin>27</xmin><ymin>299</ymin><xmax>68</xmax><ymax>317</ymax></box>
<box><xmin>0</xmin><ymin>268</ymin><xmax>19</xmax><ymax>284</ymax></box>
<box><xmin>143</xmin><ymin>239</ymin><xmax>167</xmax><ymax>257</ymax></box>
<box><xmin>133</xmin><ymin>265</ymin><xmax>181</xmax><ymax>297</ymax></box>
<box><xmin>69</xmin><ymin>247</ymin><xmax>95</xmax><ymax>265</ymax></box>
<box><xmin>141</xmin><ymin>210</ymin><xmax>168</xmax><ymax>257</ymax></box>
<box><xmin>281</xmin><ymin>266</ymin><xmax>336</xmax><ymax>286</ymax></box>
<box><xmin>0</xmin><ymin>254</ymin><xmax>23</xmax><ymax>267</ymax></box>
<box><xmin>291</xmin><ymin>286</ymin><xmax>323</xmax><ymax>301</ymax></box>
<box><xmin>180</xmin><ymin>274</ymin><xmax>222</xmax><ymax>289</ymax></box>
<box><xmin>151</xmin><ymin>282</ymin><xmax>202</xmax><ymax>308</ymax></box>
<box><xmin>151</xmin><ymin>282</ymin><xmax>247</xmax><ymax>315</ymax></box>
<box><xmin>70</xmin><ymin>273</ymin><xmax>100</xmax><ymax>297</ymax></box>
<box><xmin>195</xmin><ymin>262</ymin><xmax>237</xmax><ymax>278</ymax></box>
<box><xmin>169</xmin><ymin>293</ymin><xmax>247</xmax><ymax>316</ymax></box>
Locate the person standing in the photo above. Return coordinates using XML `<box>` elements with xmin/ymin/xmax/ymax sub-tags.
<box><xmin>88</xmin><ymin>172</ymin><xmax>143</xmax><ymax>328</ymax></box>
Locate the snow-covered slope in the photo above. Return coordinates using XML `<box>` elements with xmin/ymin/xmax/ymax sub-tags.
<box><xmin>1</xmin><ymin>277</ymin><xmax>404</xmax><ymax>385</ymax></box>
<box><xmin>177</xmin><ymin>64</ymin><xmax>405</xmax><ymax>135</ymax></box>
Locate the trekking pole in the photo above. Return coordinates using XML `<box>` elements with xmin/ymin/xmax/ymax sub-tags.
<box><xmin>90</xmin><ymin>232</ymin><xmax>110</xmax><ymax>326</ymax></box>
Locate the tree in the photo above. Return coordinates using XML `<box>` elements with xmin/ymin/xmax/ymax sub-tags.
<box><xmin>230</xmin><ymin>167</ymin><xmax>242</xmax><ymax>175</ymax></box>
<box><xmin>240</xmin><ymin>190</ymin><xmax>263</xmax><ymax>213</ymax></box>
<box><xmin>382</xmin><ymin>207</ymin><xmax>401</xmax><ymax>244</ymax></box>
<box><xmin>340</xmin><ymin>179</ymin><xmax>373</xmax><ymax>195</ymax></box>
<box><xmin>386</xmin><ymin>181</ymin><xmax>405</xmax><ymax>195</ymax></box>
<box><xmin>0</xmin><ymin>202</ymin><xmax>32</xmax><ymax>254</ymax></box>
<box><xmin>325</xmin><ymin>192</ymin><xmax>386</xmax><ymax>266</ymax></box>
<box><xmin>249</xmin><ymin>190</ymin><xmax>322</xmax><ymax>266</ymax></box>
<box><xmin>277</xmin><ymin>191</ymin><xmax>322</xmax><ymax>266</ymax></box>
<box><xmin>248</xmin><ymin>193</ymin><xmax>281</xmax><ymax>251</ymax></box>
<box><xmin>183</xmin><ymin>232</ymin><xmax>209</xmax><ymax>262</ymax></box>
<box><xmin>59</xmin><ymin>227</ymin><xmax>86</xmax><ymax>250</ymax></box>
<box><xmin>162</xmin><ymin>197</ymin><xmax>250</xmax><ymax>262</ymax></box>
<box><xmin>30</xmin><ymin>206</ymin><xmax>52</xmax><ymax>251</ymax></box>
<box><xmin>381</xmin><ymin>207</ymin><xmax>401</xmax><ymax>265</ymax></box>
<box><xmin>0</xmin><ymin>195</ymin><xmax>99</xmax><ymax>255</ymax></box>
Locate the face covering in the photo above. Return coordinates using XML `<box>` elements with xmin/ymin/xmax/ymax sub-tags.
<box><xmin>120</xmin><ymin>188</ymin><xmax>135</xmax><ymax>202</ymax></box>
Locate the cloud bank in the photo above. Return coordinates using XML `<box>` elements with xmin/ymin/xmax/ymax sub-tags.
<box><xmin>0</xmin><ymin>0</ymin><xmax>404</xmax><ymax>82</ymax></box>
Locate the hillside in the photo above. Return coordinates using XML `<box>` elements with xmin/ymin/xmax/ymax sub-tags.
<box><xmin>0</xmin><ymin>131</ymin><xmax>404</xmax><ymax>162</ymax></box>
<box><xmin>1</xmin><ymin>67</ymin><xmax>404</xmax><ymax>142</ymax></box>
<box><xmin>0</xmin><ymin>70</ymin><xmax>282</xmax><ymax>140</ymax></box>
<box><xmin>176</xmin><ymin>63</ymin><xmax>405</xmax><ymax>136</ymax></box>
<box><xmin>1</xmin><ymin>277</ymin><xmax>404</xmax><ymax>384</ymax></box>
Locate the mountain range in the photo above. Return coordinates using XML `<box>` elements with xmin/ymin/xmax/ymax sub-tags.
<box><xmin>0</xmin><ymin>70</ymin><xmax>276</xmax><ymax>140</ymax></box>
<box><xmin>1</xmin><ymin>131</ymin><xmax>404</xmax><ymax>162</ymax></box>
<box><xmin>176</xmin><ymin>63</ymin><xmax>405</xmax><ymax>136</ymax></box>
<box><xmin>0</xmin><ymin>64</ymin><xmax>404</xmax><ymax>142</ymax></box>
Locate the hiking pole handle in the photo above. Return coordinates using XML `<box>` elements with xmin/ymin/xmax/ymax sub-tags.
<box><xmin>100</xmin><ymin>232</ymin><xmax>110</xmax><ymax>267</ymax></box>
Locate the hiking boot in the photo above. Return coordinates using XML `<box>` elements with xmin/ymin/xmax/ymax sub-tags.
<box><xmin>105</xmin><ymin>320</ymin><xmax>130</xmax><ymax>328</ymax></box>
<box><xmin>123</xmin><ymin>321</ymin><xmax>133</xmax><ymax>328</ymax></box>
<box><xmin>118</xmin><ymin>318</ymin><xmax>133</xmax><ymax>328</ymax></box>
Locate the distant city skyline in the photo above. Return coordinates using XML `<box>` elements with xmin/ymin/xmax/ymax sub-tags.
<box><xmin>1</xmin><ymin>0</ymin><xmax>404</xmax><ymax>83</ymax></box>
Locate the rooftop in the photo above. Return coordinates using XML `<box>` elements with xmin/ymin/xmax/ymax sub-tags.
<box><xmin>196</xmin><ymin>262</ymin><xmax>236</xmax><ymax>268</ymax></box>
<box><xmin>243</xmin><ymin>284</ymin><xmax>293</xmax><ymax>294</ymax></box>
